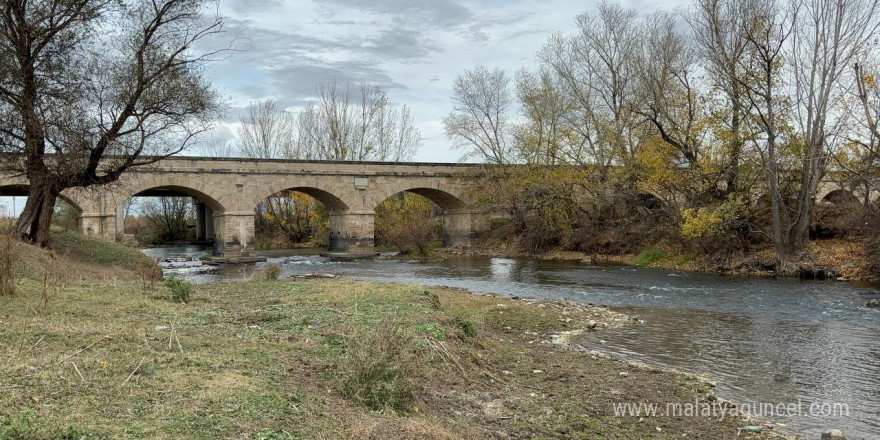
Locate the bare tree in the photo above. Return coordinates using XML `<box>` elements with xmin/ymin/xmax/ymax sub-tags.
<box><xmin>736</xmin><ymin>0</ymin><xmax>796</xmax><ymax>260</ymax></box>
<box><xmin>843</xmin><ymin>62</ymin><xmax>880</xmax><ymax>199</ymax></box>
<box><xmin>238</xmin><ymin>99</ymin><xmax>296</xmax><ymax>159</ymax></box>
<box><xmin>139</xmin><ymin>197</ymin><xmax>193</xmax><ymax>242</ymax></box>
<box><xmin>783</xmin><ymin>0</ymin><xmax>880</xmax><ymax>254</ymax></box>
<box><xmin>513</xmin><ymin>68</ymin><xmax>573</xmax><ymax>165</ymax></box>
<box><xmin>537</xmin><ymin>1</ymin><xmax>644</xmax><ymax>171</ymax></box>
<box><xmin>443</xmin><ymin>65</ymin><xmax>513</xmax><ymax>164</ymax></box>
<box><xmin>634</xmin><ymin>10</ymin><xmax>704</xmax><ymax>168</ymax></box>
<box><xmin>0</xmin><ymin>0</ymin><xmax>224</xmax><ymax>247</ymax></box>
<box><xmin>689</xmin><ymin>0</ymin><xmax>752</xmax><ymax>194</ymax></box>
<box><xmin>199</xmin><ymin>126</ymin><xmax>238</xmax><ymax>158</ymax></box>
<box><xmin>297</xmin><ymin>80</ymin><xmax>421</xmax><ymax>161</ymax></box>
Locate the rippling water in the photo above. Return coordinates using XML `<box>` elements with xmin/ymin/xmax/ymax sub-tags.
<box><xmin>142</xmin><ymin>246</ymin><xmax>880</xmax><ymax>439</ymax></box>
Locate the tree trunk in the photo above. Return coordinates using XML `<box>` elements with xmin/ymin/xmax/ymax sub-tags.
<box><xmin>16</xmin><ymin>180</ymin><xmax>59</xmax><ymax>248</ymax></box>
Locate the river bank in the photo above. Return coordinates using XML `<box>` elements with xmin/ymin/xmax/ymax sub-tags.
<box><xmin>441</xmin><ymin>237</ymin><xmax>879</xmax><ymax>283</ymax></box>
<box><xmin>0</xmin><ymin>237</ymin><xmax>787</xmax><ymax>439</ymax></box>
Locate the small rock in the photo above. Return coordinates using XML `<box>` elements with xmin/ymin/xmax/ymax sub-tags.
<box><xmin>836</xmin><ymin>277</ymin><xmax>850</xmax><ymax>282</ymax></box>
<box><xmin>586</xmin><ymin>320</ymin><xmax>598</xmax><ymax>329</ymax></box>
<box><xmin>821</xmin><ymin>429</ymin><xmax>846</xmax><ymax>440</ymax></box>
<box><xmin>496</xmin><ymin>304</ymin><xmax>508</xmax><ymax>309</ymax></box>
<box><xmin>619</xmin><ymin>372</ymin><xmax>629</xmax><ymax>377</ymax></box>
<box><xmin>867</xmin><ymin>299</ymin><xmax>880</xmax><ymax>308</ymax></box>
<box><xmin>154</xmin><ymin>325</ymin><xmax>168</xmax><ymax>331</ymax></box>
<box><xmin>532</xmin><ymin>369</ymin><xmax>544</xmax><ymax>374</ymax></box>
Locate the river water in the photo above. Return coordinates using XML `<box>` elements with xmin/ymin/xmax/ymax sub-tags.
<box><xmin>143</xmin><ymin>246</ymin><xmax>880</xmax><ymax>439</ymax></box>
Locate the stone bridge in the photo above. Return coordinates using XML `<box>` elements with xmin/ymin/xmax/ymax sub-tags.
<box><xmin>0</xmin><ymin>157</ymin><xmax>490</xmax><ymax>257</ymax></box>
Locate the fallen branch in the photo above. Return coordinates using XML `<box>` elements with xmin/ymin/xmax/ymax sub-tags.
<box><xmin>27</xmin><ymin>336</ymin><xmax>46</xmax><ymax>353</ymax></box>
<box><xmin>425</xmin><ymin>337</ymin><xmax>471</xmax><ymax>381</ymax></box>
<box><xmin>57</xmin><ymin>335</ymin><xmax>112</xmax><ymax>365</ymax></box>
<box><xmin>119</xmin><ymin>357</ymin><xmax>146</xmax><ymax>389</ymax></box>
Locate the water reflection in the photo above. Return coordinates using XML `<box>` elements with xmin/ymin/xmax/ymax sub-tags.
<box><xmin>489</xmin><ymin>258</ymin><xmax>517</xmax><ymax>282</ymax></box>
<box><xmin>143</xmin><ymin>246</ymin><xmax>880</xmax><ymax>438</ymax></box>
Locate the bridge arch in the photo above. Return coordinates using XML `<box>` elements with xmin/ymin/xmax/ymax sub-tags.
<box><xmin>820</xmin><ymin>188</ymin><xmax>859</xmax><ymax>206</ymax></box>
<box><xmin>250</xmin><ymin>185</ymin><xmax>352</xmax><ymax>250</ymax></box>
<box><xmin>112</xmin><ymin>177</ymin><xmax>240</xmax><ymax>255</ymax></box>
<box><xmin>250</xmin><ymin>185</ymin><xmax>350</xmax><ymax>213</ymax></box>
<box><xmin>372</xmin><ymin>185</ymin><xmax>467</xmax><ymax>211</ymax></box>
<box><xmin>117</xmin><ymin>179</ymin><xmax>228</xmax><ymax>214</ymax></box>
<box><xmin>372</xmin><ymin>185</ymin><xmax>477</xmax><ymax>249</ymax></box>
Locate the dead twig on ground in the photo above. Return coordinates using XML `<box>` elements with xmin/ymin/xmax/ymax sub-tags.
<box><xmin>57</xmin><ymin>335</ymin><xmax>112</xmax><ymax>365</ymax></box>
<box><xmin>70</xmin><ymin>362</ymin><xmax>85</xmax><ymax>383</ymax></box>
<box><xmin>119</xmin><ymin>357</ymin><xmax>146</xmax><ymax>389</ymax></box>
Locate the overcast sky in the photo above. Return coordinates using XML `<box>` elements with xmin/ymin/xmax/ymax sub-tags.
<box><xmin>199</xmin><ymin>0</ymin><xmax>670</xmax><ymax>162</ymax></box>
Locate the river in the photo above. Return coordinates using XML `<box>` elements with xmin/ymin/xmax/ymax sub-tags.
<box><xmin>143</xmin><ymin>246</ymin><xmax>880</xmax><ymax>439</ymax></box>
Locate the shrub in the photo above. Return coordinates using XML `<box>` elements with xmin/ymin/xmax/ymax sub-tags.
<box><xmin>0</xmin><ymin>225</ymin><xmax>17</xmax><ymax>297</ymax></box>
<box><xmin>680</xmin><ymin>196</ymin><xmax>748</xmax><ymax>240</ymax></box>
<box><xmin>262</xmin><ymin>263</ymin><xmax>281</xmax><ymax>281</ymax></box>
<box><xmin>635</xmin><ymin>248</ymin><xmax>667</xmax><ymax>266</ymax></box>
<box><xmin>375</xmin><ymin>193</ymin><xmax>442</xmax><ymax>255</ymax></box>
<box><xmin>164</xmin><ymin>275</ymin><xmax>192</xmax><ymax>303</ymax></box>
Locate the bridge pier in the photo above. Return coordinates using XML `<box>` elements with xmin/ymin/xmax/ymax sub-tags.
<box><xmin>79</xmin><ymin>212</ymin><xmax>117</xmax><ymax>241</ymax></box>
<box><xmin>213</xmin><ymin>212</ymin><xmax>256</xmax><ymax>258</ymax></box>
<box><xmin>328</xmin><ymin>211</ymin><xmax>376</xmax><ymax>255</ymax></box>
<box><xmin>443</xmin><ymin>209</ymin><xmax>488</xmax><ymax>247</ymax></box>
<box><xmin>194</xmin><ymin>202</ymin><xmax>215</xmax><ymax>242</ymax></box>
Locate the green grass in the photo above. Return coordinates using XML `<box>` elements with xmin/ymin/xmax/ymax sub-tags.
<box><xmin>634</xmin><ymin>248</ymin><xmax>668</xmax><ymax>266</ymax></box>
<box><xmin>50</xmin><ymin>227</ymin><xmax>157</xmax><ymax>272</ymax></box>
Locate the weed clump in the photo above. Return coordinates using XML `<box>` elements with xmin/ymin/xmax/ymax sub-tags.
<box><xmin>422</xmin><ymin>290</ymin><xmax>441</xmax><ymax>309</ymax></box>
<box><xmin>635</xmin><ymin>248</ymin><xmax>667</xmax><ymax>266</ymax></box>
<box><xmin>262</xmin><ymin>263</ymin><xmax>281</xmax><ymax>281</ymax></box>
<box><xmin>164</xmin><ymin>275</ymin><xmax>192</xmax><ymax>303</ymax></box>
<box><xmin>455</xmin><ymin>317</ymin><xmax>477</xmax><ymax>339</ymax></box>
<box><xmin>333</xmin><ymin>323</ymin><xmax>420</xmax><ymax>412</ymax></box>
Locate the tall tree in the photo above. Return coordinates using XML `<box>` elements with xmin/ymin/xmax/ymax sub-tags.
<box><xmin>689</xmin><ymin>0</ymin><xmax>752</xmax><ymax>194</ymax></box>
<box><xmin>298</xmin><ymin>80</ymin><xmax>421</xmax><ymax>162</ymax></box>
<box><xmin>238</xmin><ymin>99</ymin><xmax>296</xmax><ymax>159</ymax></box>
<box><xmin>633</xmin><ymin>10</ymin><xmax>704</xmax><ymax>169</ymax></box>
<box><xmin>0</xmin><ymin>0</ymin><xmax>223</xmax><ymax>247</ymax></box>
<box><xmin>513</xmin><ymin>68</ymin><xmax>574</xmax><ymax>165</ymax></box>
<box><xmin>736</xmin><ymin>0</ymin><xmax>795</xmax><ymax>259</ymax></box>
<box><xmin>784</xmin><ymin>0</ymin><xmax>880</xmax><ymax>254</ymax></box>
<box><xmin>537</xmin><ymin>1</ymin><xmax>644</xmax><ymax>172</ymax></box>
<box><xmin>443</xmin><ymin>65</ymin><xmax>513</xmax><ymax>164</ymax></box>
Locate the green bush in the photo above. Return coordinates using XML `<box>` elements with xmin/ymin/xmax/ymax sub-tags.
<box><xmin>635</xmin><ymin>248</ymin><xmax>667</xmax><ymax>267</ymax></box>
<box><xmin>262</xmin><ymin>263</ymin><xmax>281</xmax><ymax>281</ymax></box>
<box><xmin>164</xmin><ymin>275</ymin><xmax>192</xmax><ymax>303</ymax></box>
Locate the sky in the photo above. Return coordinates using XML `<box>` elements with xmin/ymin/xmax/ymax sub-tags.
<box><xmin>196</xmin><ymin>0</ymin><xmax>670</xmax><ymax>163</ymax></box>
